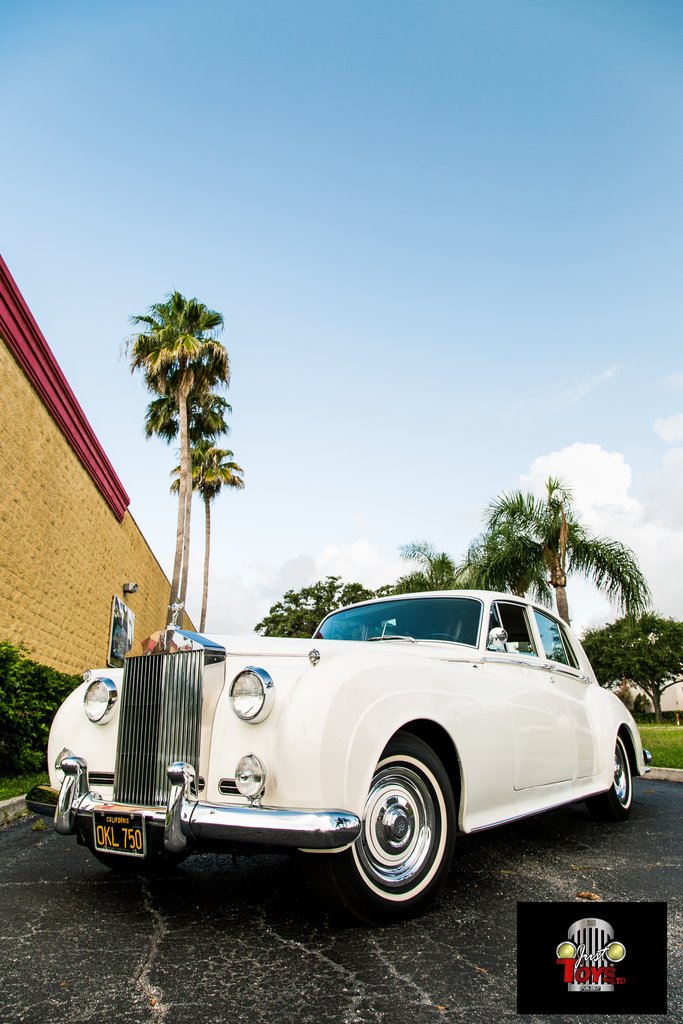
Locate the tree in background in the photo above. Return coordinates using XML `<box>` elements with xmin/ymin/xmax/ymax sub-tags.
<box><xmin>255</xmin><ymin>577</ymin><xmax>381</xmax><ymax>637</ymax></box>
<box><xmin>172</xmin><ymin>441</ymin><xmax>244</xmax><ymax>632</ymax></box>
<box><xmin>128</xmin><ymin>292</ymin><xmax>229</xmax><ymax>616</ymax></box>
<box><xmin>582</xmin><ymin>613</ymin><xmax>683</xmax><ymax>722</ymax></box>
<box><xmin>461</xmin><ymin>476</ymin><xmax>650</xmax><ymax>624</ymax></box>
<box><xmin>393</xmin><ymin>541</ymin><xmax>459</xmax><ymax>593</ymax></box>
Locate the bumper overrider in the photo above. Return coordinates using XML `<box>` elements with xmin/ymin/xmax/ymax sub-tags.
<box><xmin>27</xmin><ymin>756</ymin><xmax>361</xmax><ymax>854</ymax></box>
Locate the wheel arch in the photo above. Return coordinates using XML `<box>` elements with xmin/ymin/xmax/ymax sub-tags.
<box><xmin>385</xmin><ymin>719</ymin><xmax>463</xmax><ymax>827</ymax></box>
<box><xmin>617</xmin><ymin>722</ymin><xmax>639</xmax><ymax>778</ymax></box>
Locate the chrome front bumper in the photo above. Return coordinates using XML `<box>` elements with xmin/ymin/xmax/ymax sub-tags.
<box><xmin>29</xmin><ymin>756</ymin><xmax>360</xmax><ymax>853</ymax></box>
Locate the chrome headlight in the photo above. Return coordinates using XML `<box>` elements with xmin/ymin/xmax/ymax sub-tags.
<box><xmin>235</xmin><ymin>753</ymin><xmax>266</xmax><ymax>800</ymax></box>
<box><xmin>229</xmin><ymin>667</ymin><xmax>274</xmax><ymax>723</ymax></box>
<box><xmin>83</xmin><ymin>677</ymin><xmax>118</xmax><ymax>724</ymax></box>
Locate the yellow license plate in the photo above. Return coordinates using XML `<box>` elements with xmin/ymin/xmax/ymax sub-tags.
<box><xmin>93</xmin><ymin>811</ymin><xmax>146</xmax><ymax>857</ymax></box>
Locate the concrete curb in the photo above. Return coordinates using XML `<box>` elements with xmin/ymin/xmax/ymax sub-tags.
<box><xmin>642</xmin><ymin>766</ymin><xmax>683</xmax><ymax>783</ymax></box>
<box><xmin>0</xmin><ymin>795</ymin><xmax>29</xmax><ymax>825</ymax></box>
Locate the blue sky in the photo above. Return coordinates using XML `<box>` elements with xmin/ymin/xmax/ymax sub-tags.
<box><xmin>2</xmin><ymin>1</ymin><xmax>682</xmax><ymax>633</ymax></box>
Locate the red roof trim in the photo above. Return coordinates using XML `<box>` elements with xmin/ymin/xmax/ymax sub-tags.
<box><xmin>0</xmin><ymin>255</ymin><xmax>130</xmax><ymax>521</ymax></box>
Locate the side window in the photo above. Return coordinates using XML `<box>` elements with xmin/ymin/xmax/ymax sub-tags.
<box><xmin>488</xmin><ymin>602</ymin><xmax>537</xmax><ymax>656</ymax></box>
<box><xmin>533</xmin><ymin>611</ymin><xmax>579</xmax><ymax>668</ymax></box>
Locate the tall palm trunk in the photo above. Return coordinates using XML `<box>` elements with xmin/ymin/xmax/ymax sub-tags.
<box><xmin>170</xmin><ymin>371</ymin><xmax>193</xmax><ymax>621</ymax></box>
<box><xmin>178</xmin><ymin>377</ymin><xmax>193</xmax><ymax>613</ymax></box>
<box><xmin>555</xmin><ymin>506</ymin><xmax>570</xmax><ymax>623</ymax></box>
<box><xmin>169</xmin><ymin>404</ymin><xmax>187</xmax><ymax>611</ymax></box>
<box><xmin>554</xmin><ymin>585</ymin><xmax>570</xmax><ymax>625</ymax></box>
<box><xmin>546</xmin><ymin>553</ymin><xmax>571</xmax><ymax>624</ymax></box>
<box><xmin>199</xmin><ymin>492</ymin><xmax>211</xmax><ymax>632</ymax></box>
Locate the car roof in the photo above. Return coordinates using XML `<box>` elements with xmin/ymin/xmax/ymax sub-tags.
<box><xmin>324</xmin><ymin>590</ymin><xmax>532</xmax><ymax>613</ymax></box>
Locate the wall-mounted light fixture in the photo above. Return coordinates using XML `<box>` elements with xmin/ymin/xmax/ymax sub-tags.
<box><xmin>122</xmin><ymin>582</ymin><xmax>139</xmax><ymax>594</ymax></box>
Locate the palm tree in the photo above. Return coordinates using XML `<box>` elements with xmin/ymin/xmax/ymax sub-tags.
<box><xmin>145</xmin><ymin>388</ymin><xmax>232</xmax><ymax>445</ymax></box>
<box><xmin>128</xmin><ymin>292</ymin><xmax>229</xmax><ymax>615</ymax></box>
<box><xmin>457</xmin><ymin>523</ymin><xmax>553</xmax><ymax>605</ymax></box>
<box><xmin>394</xmin><ymin>541</ymin><xmax>459</xmax><ymax>593</ymax></box>
<box><xmin>462</xmin><ymin>476</ymin><xmax>650</xmax><ymax>623</ymax></box>
<box><xmin>172</xmin><ymin>441</ymin><xmax>244</xmax><ymax>631</ymax></box>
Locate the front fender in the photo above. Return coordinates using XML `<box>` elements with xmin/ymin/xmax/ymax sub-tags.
<box><xmin>272</xmin><ymin>655</ymin><xmax>512</xmax><ymax>823</ymax></box>
<box><xmin>47</xmin><ymin>671</ymin><xmax>123</xmax><ymax>788</ymax></box>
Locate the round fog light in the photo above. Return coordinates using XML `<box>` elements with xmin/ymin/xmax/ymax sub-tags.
<box><xmin>235</xmin><ymin>754</ymin><xmax>266</xmax><ymax>800</ymax></box>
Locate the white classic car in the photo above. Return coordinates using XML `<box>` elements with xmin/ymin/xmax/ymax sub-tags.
<box><xmin>29</xmin><ymin>591</ymin><xmax>651</xmax><ymax>924</ymax></box>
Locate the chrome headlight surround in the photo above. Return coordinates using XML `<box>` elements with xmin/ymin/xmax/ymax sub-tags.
<box><xmin>83</xmin><ymin>677</ymin><xmax>118</xmax><ymax>724</ymax></box>
<box><xmin>229</xmin><ymin>667</ymin><xmax>275</xmax><ymax>723</ymax></box>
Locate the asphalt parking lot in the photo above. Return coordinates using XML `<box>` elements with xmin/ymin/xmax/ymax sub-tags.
<box><xmin>0</xmin><ymin>778</ymin><xmax>680</xmax><ymax>1024</ymax></box>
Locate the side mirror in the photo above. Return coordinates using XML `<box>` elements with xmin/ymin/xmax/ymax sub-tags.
<box><xmin>488</xmin><ymin>627</ymin><xmax>508</xmax><ymax>650</ymax></box>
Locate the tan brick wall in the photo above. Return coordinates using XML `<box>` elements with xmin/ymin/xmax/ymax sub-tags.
<box><xmin>0</xmin><ymin>335</ymin><xmax>186</xmax><ymax>674</ymax></box>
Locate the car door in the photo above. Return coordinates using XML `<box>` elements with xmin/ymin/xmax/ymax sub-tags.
<box><xmin>531</xmin><ymin>610</ymin><xmax>599</xmax><ymax>779</ymax></box>
<box><xmin>483</xmin><ymin>600</ymin><xmax>575</xmax><ymax>790</ymax></box>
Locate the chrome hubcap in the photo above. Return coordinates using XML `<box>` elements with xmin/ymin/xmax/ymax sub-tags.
<box><xmin>357</xmin><ymin>765</ymin><xmax>435</xmax><ymax>888</ymax></box>
<box><xmin>613</xmin><ymin>743</ymin><xmax>629</xmax><ymax>805</ymax></box>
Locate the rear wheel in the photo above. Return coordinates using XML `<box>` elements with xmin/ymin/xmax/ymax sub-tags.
<box><xmin>303</xmin><ymin>732</ymin><xmax>456</xmax><ymax>924</ymax></box>
<box><xmin>586</xmin><ymin>735</ymin><xmax>633</xmax><ymax>821</ymax></box>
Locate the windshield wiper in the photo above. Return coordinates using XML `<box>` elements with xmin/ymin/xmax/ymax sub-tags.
<box><xmin>367</xmin><ymin>634</ymin><xmax>416</xmax><ymax>643</ymax></box>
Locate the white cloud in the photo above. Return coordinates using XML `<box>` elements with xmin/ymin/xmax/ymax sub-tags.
<box><xmin>520</xmin><ymin>442</ymin><xmax>683</xmax><ymax>628</ymax></box>
<box><xmin>180</xmin><ymin>443</ymin><xmax>681</xmax><ymax>639</ymax></box>
<box><xmin>662</xmin><ymin>372</ymin><xmax>683</xmax><ymax>391</ymax></box>
<box><xmin>521</xmin><ymin>443</ymin><xmax>640</xmax><ymax>525</ymax></box>
<box><xmin>315</xmin><ymin>539</ymin><xmax>402</xmax><ymax>591</ymax></box>
<box><xmin>643</xmin><ymin>448</ymin><xmax>683</xmax><ymax>529</ymax></box>
<box><xmin>557</xmin><ymin>365</ymin><xmax>619</xmax><ymax>405</ymax></box>
<box><xmin>654</xmin><ymin>412</ymin><xmax>683</xmax><ymax>444</ymax></box>
<box><xmin>185</xmin><ymin>540</ymin><xmax>403</xmax><ymax>636</ymax></box>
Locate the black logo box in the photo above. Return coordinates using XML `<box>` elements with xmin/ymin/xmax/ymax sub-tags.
<box><xmin>517</xmin><ymin>901</ymin><xmax>667</xmax><ymax>1015</ymax></box>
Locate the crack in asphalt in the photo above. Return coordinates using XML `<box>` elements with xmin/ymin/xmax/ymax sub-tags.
<box><xmin>135</xmin><ymin>880</ymin><xmax>169</xmax><ymax>1022</ymax></box>
<box><xmin>257</xmin><ymin>909</ymin><xmax>381</xmax><ymax>1024</ymax></box>
<box><xmin>365</xmin><ymin>934</ymin><xmax>436</xmax><ymax>1008</ymax></box>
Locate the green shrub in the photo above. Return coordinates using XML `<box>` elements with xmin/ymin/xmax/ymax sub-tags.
<box><xmin>632</xmin><ymin>710</ymin><xmax>682</xmax><ymax>725</ymax></box>
<box><xmin>0</xmin><ymin>642</ymin><xmax>80</xmax><ymax>775</ymax></box>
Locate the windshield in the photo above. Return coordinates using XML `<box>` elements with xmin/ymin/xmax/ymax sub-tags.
<box><xmin>315</xmin><ymin>597</ymin><xmax>483</xmax><ymax>647</ymax></box>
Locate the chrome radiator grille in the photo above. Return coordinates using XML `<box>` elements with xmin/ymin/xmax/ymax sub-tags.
<box><xmin>114</xmin><ymin>650</ymin><xmax>204</xmax><ymax>806</ymax></box>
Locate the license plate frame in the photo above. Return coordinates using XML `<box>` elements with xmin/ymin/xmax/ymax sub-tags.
<box><xmin>93</xmin><ymin>811</ymin><xmax>146</xmax><ymax>858</ymax></box>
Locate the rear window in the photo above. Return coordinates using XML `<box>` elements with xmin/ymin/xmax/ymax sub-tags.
<box><xmin>533</xmin><ymin>610</ymin><xmax>579</xmax><ymax>668</ymax></box>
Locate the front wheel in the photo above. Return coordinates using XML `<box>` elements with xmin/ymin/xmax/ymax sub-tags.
<box><xmin>585</xmin><ymin>734</ymin><xmax>633</xmax><ymax>821</ymax></box>
<box><xmin>303</xmin><ymin>732</ymin><xmax>456</xmax><ymax>924</ymax></box>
